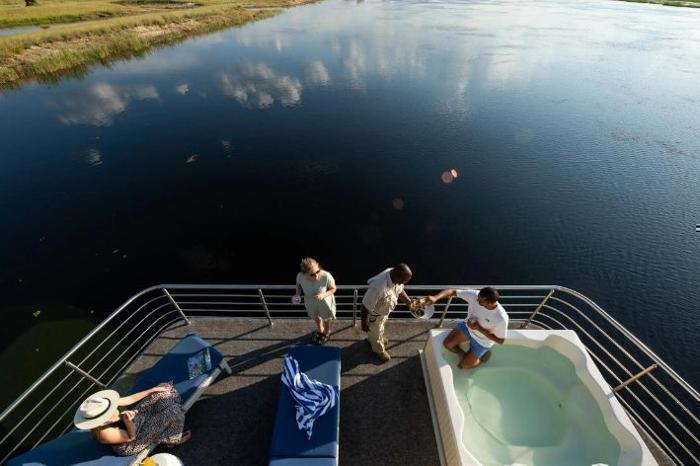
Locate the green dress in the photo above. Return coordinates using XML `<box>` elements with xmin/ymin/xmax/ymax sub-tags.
<box><xmin>296</xmin><ymin>270</ymin><xmax>337</xmax><ymax>319</ymax></box>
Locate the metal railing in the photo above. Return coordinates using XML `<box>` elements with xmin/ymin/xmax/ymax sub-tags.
<box><xmin>1</xmin><ymin>284</ymin><xmax>698</xmax><ymax>464</ymax></box>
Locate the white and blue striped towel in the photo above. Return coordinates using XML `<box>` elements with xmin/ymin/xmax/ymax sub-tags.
<box><xmin>281</xmin><ymin>355</ymin><xmax>338</xmax><ymax>440</ymax></box>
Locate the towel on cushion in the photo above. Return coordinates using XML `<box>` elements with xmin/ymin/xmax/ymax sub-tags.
<box><xmin>281</xmin><ymin>355</ymin><xmax>338</xmax><ymax>440</ymax></box>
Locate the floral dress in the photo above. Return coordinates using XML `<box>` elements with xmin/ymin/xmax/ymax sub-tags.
<box><xmin>112</xmin><ymin>386</ymin><xmax>185</xmax><ymax>456</ymax></box>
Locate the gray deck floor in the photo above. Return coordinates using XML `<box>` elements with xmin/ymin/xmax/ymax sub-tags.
<box><xmin>124</xmin><ymin>318</ymin><xmax>441</xmax><ymax>466</ymax></box>
<box><xmin>123</xmin><ymin>317</ymin><xmax>674</xmax><ymax>466</ymax></box>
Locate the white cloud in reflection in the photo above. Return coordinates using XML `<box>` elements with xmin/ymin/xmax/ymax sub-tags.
<box><xmin>236</xmin><ymin>32</ymin><xmax>290</xmax><ymax>52</ymax></box>
<box><xmin>218</xmin><ymin>63</ymin><xmax>302</xmax><ymax>108</ymax></box>
<box><xmin>221</xmin><ymin>139</ymin><xmax>233</xmax><ymax>157</ymax></box>
<box><xmin>176</xmin><ymin>83</ymin><xmax>190</xmax><ymax>95</ymax></box>
<box><xmin>131</xmin><ymin>85</ymin><xmax>159</xmax><ymax>100</ymax></box>
<box><xmin>85</xmin><ymin>148</ymin><xmax>103</xmax><ymax>167</ymax></box>
<box><xmin>342</xmin><ymin>40</ymin><xmax>367</xmax><ymax>89</ymax></box>
<box><xmin>57</xmin><ymin>83</ymin><xmax>159</xmax><ymax>126</ymax></box>
<box><xmin>304</xmin><ymin>60</ymin><xmax>331</xmax><ymax>86</ymax></box>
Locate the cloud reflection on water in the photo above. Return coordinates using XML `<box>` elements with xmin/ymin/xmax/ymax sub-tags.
<box><xmin>218</xmin><ymin>62</ymin><xmax>302</xmax><ymax>108</ymax></box>
<box><xmin>57</xmin><ymin>83</ymin><xmax>159</xmax><ymax>126</ymax></box>
<box><xmin>304</xmin><ymin>60</ymin><xmax>331</xmax><ymax>86</ymax></box>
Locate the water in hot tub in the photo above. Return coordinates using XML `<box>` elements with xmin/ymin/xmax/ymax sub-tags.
<box><xmin>444</xmin><ymin>344</ymin><xmax>621</xmax><ymax>466</ymax></box>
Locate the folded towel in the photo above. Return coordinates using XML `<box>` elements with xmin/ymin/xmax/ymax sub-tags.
<box><xmin>281</xmin><ymin>355</ymin><xmax>338</xmax><ymax>440</ymax></box>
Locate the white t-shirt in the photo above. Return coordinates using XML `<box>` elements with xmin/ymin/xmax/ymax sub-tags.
<box><xmin>456</xmin><ymin>289</ymin><xmax>508</xmax><ymax>349</ymax></box>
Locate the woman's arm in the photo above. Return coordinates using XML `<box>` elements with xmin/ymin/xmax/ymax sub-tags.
<box><xmin>121</xmin><ymin>411</ymin><xmax>137</xmax><ymax>440</ymax></box>
<box><xmin>95</xmin><ymin>426</ymin><xmax>134</xmax><ymax>444</ymax></box>
<box><xmin>318</xmin><ymin>283</ymin><xmax>337</xmax><ymax>300</ymax></box>
<box><xmin>315</xmin><ymin>273</ymin><xmax>337</xmax><ymax>300</ymax></box>
<box><xmin>95</xmin><ymin>410</ymin><xmax>137</xmax><ymax>445</ymax></box>
<box><xmin>118</xmin><ymin>384</ymin><xmax>169</xmax><ymax>406</ymax></box>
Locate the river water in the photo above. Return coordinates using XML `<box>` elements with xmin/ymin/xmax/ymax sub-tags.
<box><xmin>0</xmin><ymin>0</ymin><xmax>698</xmax><ymax>406</ymax></box>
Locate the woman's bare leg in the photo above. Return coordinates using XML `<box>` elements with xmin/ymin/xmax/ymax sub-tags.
<box><xmin>315</xmin><ymin>316</ymin><xmax>325</xmax><ymax>335</ymax></box>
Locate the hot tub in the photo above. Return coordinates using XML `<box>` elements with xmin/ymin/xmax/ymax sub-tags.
<box><xmin>420</xmin><ymin>329</ymin><xmax>656</xmax><ymax>466</ymax></box>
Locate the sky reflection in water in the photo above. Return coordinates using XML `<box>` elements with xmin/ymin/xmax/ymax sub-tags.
<box><xmin>0</xmin><ymin>0</ymin><xmax>699</xmax><ymax>399</ymax></box>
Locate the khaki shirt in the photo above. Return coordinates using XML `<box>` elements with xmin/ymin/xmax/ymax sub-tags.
<box><xmin>362</xmin><ymin>268</ymin><xmax>404</xmax><ymax>316</ymax></box>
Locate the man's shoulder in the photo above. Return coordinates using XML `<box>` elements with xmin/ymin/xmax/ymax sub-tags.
<box><xmin>370</xmin><ymin>270</ymin><xmax>390</xmax><ymax>286</ymax></box>
<box><xmin>456</xmin><ymin>289</ymin><xmax>478</xmax><ymax>301</ymax></box>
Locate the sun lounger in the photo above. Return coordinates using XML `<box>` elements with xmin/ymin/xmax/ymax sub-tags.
<box><xmin>268</xmin><ymin>345</ymin><xmax>341</xmax><ymax>466</ymax></box>
<box><xmin>8</xmin><ymin>333</ymin><xmax>230</xmax><ymax>466</ymax></box>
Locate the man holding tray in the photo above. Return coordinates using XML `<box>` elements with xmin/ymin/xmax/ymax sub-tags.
<box><xmin>361</xmin><ymin>264</ymin><xmax>413</xmax><ymax>362</ymax></box>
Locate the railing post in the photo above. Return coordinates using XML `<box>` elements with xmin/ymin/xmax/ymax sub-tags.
<box><xmin>520</xmin><ymin>289</ymin><xmax>555</xmax><ymax>329</ymax></box>
<box><xmin>613</xmin><ymin>364</ymin><xmax>659</xmax><ymax>393</ymax></box>
<box><xmin>436</xmin><ymin>296</ymin><xmax>454</xmax><ymax>328</ymax></box>
<box><xmin>64</xmin><ymin>361</ymin><xmax>107</xmax><ymax>388</ymax></box>
<box><xmin>163</xmin><ymin>288</ymin><xmax>191</xmax><ymax>325</ymax></box>
<box><xmin>258</xmin><ymin>289</ymin><xmax>274</xmax><ymax>327</ymax></box>
<box><xmin>352</xmin><ymin>289</ymin><xmax>358</xmax><ymax>327</ymax></box>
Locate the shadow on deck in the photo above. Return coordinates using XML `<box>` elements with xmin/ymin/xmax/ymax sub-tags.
<box><xmin>124</xmin><ymin>318</ymin><xmax>441</xmax><ymax>466</ymax></box>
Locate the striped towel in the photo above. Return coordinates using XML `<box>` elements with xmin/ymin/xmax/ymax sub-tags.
<box><xmin>281</xmin><ymin>355</ymin><xmax>338</xmax><ymax>440</ymax></box>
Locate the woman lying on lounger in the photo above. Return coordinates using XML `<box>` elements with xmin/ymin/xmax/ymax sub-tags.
<box><xmin>74</xmin><ymin>383</ymin><xmax>191</xmax><ymax>456</ymax></box>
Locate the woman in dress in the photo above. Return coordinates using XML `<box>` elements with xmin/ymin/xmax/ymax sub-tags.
<box><xmin>74</xmin><ymin>383</ymin><xmax>190</xmax><ymax>456</ymax></box>
<box><xmin>294</xmin><ymin>257</ymin><xmax>337</xmax><ymax>344</ymax></box>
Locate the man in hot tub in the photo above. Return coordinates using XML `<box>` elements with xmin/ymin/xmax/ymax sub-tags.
<box><xmin>426</xmin><ymin>287</ymin><xmax>508</xmax><ymax>369</ymax></box>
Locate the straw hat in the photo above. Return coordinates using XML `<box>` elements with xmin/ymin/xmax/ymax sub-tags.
<box><xmin>73</xmin><ymin>390</ymin><xmax>120</xmax><ymax>430</ymax></box>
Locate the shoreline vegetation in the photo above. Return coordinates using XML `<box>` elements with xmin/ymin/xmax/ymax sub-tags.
<box><xmin>1</xmin><ymin>0</ymin><xmax>698</xmax><ymax>88</ymax></box>
<box><xmin>619</xmin><ymin>0</ymin><xmax>700</xmax><ymax>6</ymax></box>
<box><xmin>0</xmin><ymin>0</ymin><xmax>316</xmax><ymax>87</ymax></box>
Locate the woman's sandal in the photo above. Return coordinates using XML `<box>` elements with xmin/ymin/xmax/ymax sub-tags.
<box><xmin>311</xmin><ymin>331</ymin><xmax>321</xmax><ymax>345</ymax></box>
<box><xmin>318</xmin><ymin>333</ymin><xmax>330</xmax><ymax>345</ymax></box>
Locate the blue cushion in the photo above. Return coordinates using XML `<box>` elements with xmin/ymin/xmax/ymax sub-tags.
<box><xmin>269</xmin><ymin>346</ymin><xmax>341</xmax><ymax>461</ymax></box>
<box><xmin>269</xmin><ymin>458</ymin><xmax>337</xmax><ymax>466</ymax></box>
<box><xmin>287</xmin><ymin>346</ymin><xmax>341</xmax><ymax>388</ymax></box>
<box><xmin>130</xmin><ymin>333</ymin><xmax>223</xmax><ymax>406</ymax></box>
<box><xmin>6</xmin><ymin>431</ymin><xmax>135</xmax><ymax>466</ymax></box>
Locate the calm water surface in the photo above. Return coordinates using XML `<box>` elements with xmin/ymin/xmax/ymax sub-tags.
<box><xmin>1</xmin><ymin>0</ymin><xmax>699</xmax><ymax>405</ymax></box>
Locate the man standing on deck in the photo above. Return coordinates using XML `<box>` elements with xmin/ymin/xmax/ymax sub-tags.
<box><xmin>426</xmin><ymin>287</ymin><xmax>508</xmax><ymax>369</ymax></box>
<box><xmin>361</xmin><ymin>264</ymin><xmax>413</xmax><ymax>362</ymax></box>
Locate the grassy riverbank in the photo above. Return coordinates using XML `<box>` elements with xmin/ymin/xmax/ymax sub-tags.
<box><xmin>0</xmin><ymin>0</ymin><xmax>315</xmax><ymax>86</ymax></box>
<box><xmin>619</xmin><ymin>0</ymin><xmax>700</xmax><ymax>6</ymax></box>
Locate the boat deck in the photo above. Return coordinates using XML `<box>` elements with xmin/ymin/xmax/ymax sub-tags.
<box><xmin>121</xmin><ymin>318</ymin><xmax>440</xmax><ymax>466</ymax></box>
<box><xmin>119</xmin><ymin>317</ymin><xmax>675</xmax><ymax>466</ymax></box>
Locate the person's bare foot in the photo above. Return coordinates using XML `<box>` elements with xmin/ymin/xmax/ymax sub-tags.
<box><xmin>165</xmin><ymin>430</ymin><xmax>191</xmax><ymax>448</ymax></box>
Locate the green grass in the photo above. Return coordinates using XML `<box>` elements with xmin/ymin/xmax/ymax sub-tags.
<box><xmin>0</xmin><ymin>0</ymin><xmax>314</xmax><ymax>86</ymax></box>
<box><xmin>617</xmin><ymin>0</ymin><xmax>700</xmax><ymax>6</ymax></box>
<box><xmin>0</xmin><ymin>0</ymin><xmax>134</xmax><ymax>28</ymax></box>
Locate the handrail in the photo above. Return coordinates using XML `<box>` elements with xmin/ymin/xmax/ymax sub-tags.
<box><xmin>1</xmin><ymin>284</ymin><xmax>697</xmax><ymax>465</ymax></box>
<box><xmin>555</xmin><ymin>286</ymin><xmax>699</xmax><ymax>399</ymax></box>
<box><xmin>0</xmin><ymin>285</ymin><xmax>162</xmax><ymax>423</ymax></box>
